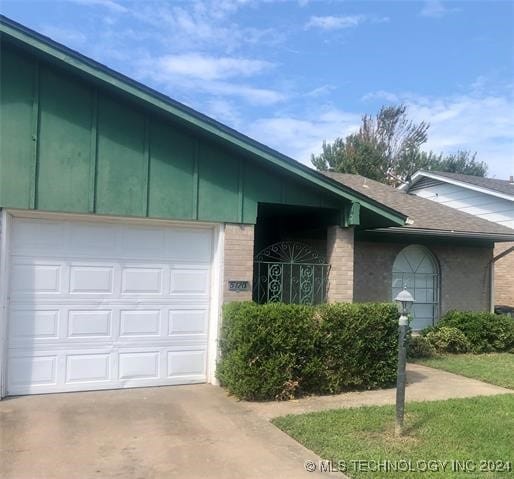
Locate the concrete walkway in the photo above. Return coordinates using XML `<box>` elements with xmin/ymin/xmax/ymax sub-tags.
<box><xmin>243</xmin><ymin>363</ymin><xmax>513</xmax><ymax>420</ymax></box>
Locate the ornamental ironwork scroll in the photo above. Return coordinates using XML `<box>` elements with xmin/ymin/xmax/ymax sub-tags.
<box><xmin>253</xmin><ymin>241</ymin><xmax>330</xmax><ymax>305</ymax></box>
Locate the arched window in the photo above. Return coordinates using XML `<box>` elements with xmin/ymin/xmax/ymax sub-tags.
<box><xmin>392</xmin><ymin>245</ymin><xmax>440</xmax><ymax>330</ymax></box>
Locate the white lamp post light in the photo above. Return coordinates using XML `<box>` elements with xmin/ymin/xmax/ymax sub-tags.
<box><xmin>394</xmin><ymin>287</ymin><xmax>414</xmax><ymax>436</ymax></box>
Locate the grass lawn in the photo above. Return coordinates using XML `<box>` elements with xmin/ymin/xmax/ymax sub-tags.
<box><xmin>415</xmin><ymin>353</ymin><xmax>514</xmax><ymax>390</ymax></box>
<box><xmin>273</xmin><ymin>395</ymin><xmax>514</xmax><ymax>478</ymax></box>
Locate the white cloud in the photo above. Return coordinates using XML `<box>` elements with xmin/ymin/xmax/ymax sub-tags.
<box><xmin>135</xmin><ymin>53</ymin><xmax>284</xmax><ymax>106</ymax></box>
<box><xmin>361</xmin><ymin>90</ymin><xmax>400</xmax><ymax>103</ymax></box>
<box><xmin>306</xmin><ymin>84</ymin><xmax>336</xmax><ymax>98</ymax></box>
<box><xmin>132</xmin><ymin>1</ymin><xmax>283</xmax><ymax>53</ymax></box>
<box><xmin>151</xmin><ymin>54</ymin><xmax>273</xmax><ymax>81</ymax></box>
<box><xmin>306</xmin><ymin>15</ymin><xmax>364</xmax><ymax>31</ymax></box>
<box><xmin>204</xmin><ymin>82</ymin><xmax>286</xmax><ymax>105</ymax></box>
<box><xmin>204</xmin><ymin>98</ymin><xmax>243</xmax><ymax>127</ymax></box>
<box><xmin>420</xmin><ymin>1</ymin><xmax>458</xmax><ymax>18</ymax></box>
<box><xmin>245</xmin><ymin>107</ymin><xmax>361</xmax><ymax>165</ymax></box>
<box><xmin>70</xmin><ymin>0</ymin><xmax>127</xmax><ymax>13</ymax></box>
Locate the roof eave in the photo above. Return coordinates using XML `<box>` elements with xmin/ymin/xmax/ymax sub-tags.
<box><xmin>0</xmin><ymin>16</ymin><xmax>407</xmax><ymax>227</ymax></box>
<box><xmin>365</xmin><ymin>227</ymin><xmax>514</xmax><ymax>242</ymax></box>
<box><xmin>403</xmin><ymin>170</ymin><xmax>514</xmax><ymax>202</ymax></box>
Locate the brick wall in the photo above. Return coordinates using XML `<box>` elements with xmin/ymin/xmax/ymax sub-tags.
<box><xmin>494</xmin><ymin>242</ymin><xmax>514</xmax><ymax>307</ymax></box>
<box><xmin>326</xmin><ymin>226</ymin><xmax>354</xmax><ymax>303</ymax></box>
<box><xmin>223</xmin><ymin>223</ymin><xmax>255</xmax><ymax>303</ymax></box>
<box><xmin>354</xmin><ymin>240</ymin><xmax>493</xmax><ymax>315</ymax></box>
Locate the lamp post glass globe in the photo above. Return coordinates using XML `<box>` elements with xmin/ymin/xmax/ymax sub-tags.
<box><xmin>394</xmin><ymin>288</ymin><xmax>414</xmax><ymax>316</ymax></box>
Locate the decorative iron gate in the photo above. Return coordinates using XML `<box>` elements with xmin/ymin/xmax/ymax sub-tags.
<box><xmin>253</xmin><ymin>241</ymin><xmax>330</xmax><ymax>305</ymax></box>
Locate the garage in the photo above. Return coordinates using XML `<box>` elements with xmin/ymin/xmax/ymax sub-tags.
<box><xmin>4</xmin><ymin>215</ymin><xmax>218</xmax><ymax>395</ymax></box>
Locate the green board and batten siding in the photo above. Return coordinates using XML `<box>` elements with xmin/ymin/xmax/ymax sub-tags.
<box><xmin>0</xmin><ymin>42</ymin><xmax>344</xmax><ymax>224</ymax></box>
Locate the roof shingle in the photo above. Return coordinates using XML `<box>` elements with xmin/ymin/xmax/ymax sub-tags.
<box><xmin>324</xmin><ymin>172</ymin><xmax>514</xmax><ymax>237</ymax></box>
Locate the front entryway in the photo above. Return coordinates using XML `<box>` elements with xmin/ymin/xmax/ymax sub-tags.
<box><xmin>252</xmin><ymin>203</ymin><xmax>338</xmax><ymax>305</ymax></box>
<box><xmin>253</xmin><ymin>241</ymin><xmax>330</xmax><ymax>304</ymax></box>
<box><xmin>5</xmin><ymin>216</ymin><xmax>216</xmax><ymax>395</ymax></box>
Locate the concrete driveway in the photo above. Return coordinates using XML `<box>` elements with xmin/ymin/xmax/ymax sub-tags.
<box><xmin>0</xmin><ymin>385</ymin><xmax>337</xmax><ymax>479</ymax></box>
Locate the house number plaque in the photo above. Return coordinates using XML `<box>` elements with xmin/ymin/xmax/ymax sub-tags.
<box><xmin>228</xmin><ymin>280</ymin><xmax>249</xmax><ymax>292</ymax></box>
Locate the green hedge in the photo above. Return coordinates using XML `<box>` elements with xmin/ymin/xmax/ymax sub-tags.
<box><xmin>424</xmin><ymin>326</ymin><xmax>471</xmax><ymax>354</ymax></box>
<box><xmin>216</xmin><ymin>302</ymin><xmax>398</xmax><ymax>401</ymax></box>
<box><xmin>432</xmin><ymin>311</ymin><xmax>514</xmax><ymax>353</ymax></box>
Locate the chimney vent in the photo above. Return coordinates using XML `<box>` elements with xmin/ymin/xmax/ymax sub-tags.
<box><xmin>510</xmin><ymin>175</ymin><xmax>514</xmax><ymax>183</ymax></box>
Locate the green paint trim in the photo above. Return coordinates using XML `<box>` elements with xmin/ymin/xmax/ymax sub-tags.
<box><xmin>192</xmin><ymin>140</ymin><xmax>199</xmax><ymax>220</ymax></box>
<box><xmin>0</xmin><ymin>17</ymin><xmax>406</xmax><ymax>226</ymax></box>
<box><xmin>349</xmin><ymin>201</ymin><xmax>361</xmax><ymax>226</ymax></box>
<box><xmin>30</xmin><ymin>59</ymin><xmax>40</xmax><ymax>209</ymax></box>
<box><xmin>88</xmin><ymin>89</ymin><xmax>98</xmax><ymax>213</ymax></box>
<box><xmin>143</xmin><ymin>116</ymin><xmax>150</xmax><ymax>217</ymax></box>
<box><xmin>237</xmin><ymin>157</ymin><xmax>244</xmax><ymax>223</ymax></box>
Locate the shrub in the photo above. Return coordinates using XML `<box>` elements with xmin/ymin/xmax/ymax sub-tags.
<box><xmin>315</xmin><ymin>303</ymin><xmax>398</xmax><ymax>394</ymax></box>
<box><xmin>408</xmin><ymin>335</ymin><xmax>436</xmax><ymax>359</ymax></box>
<box><xmin>425</xmin><ymin>326</ymin><xmax>471</xmax><ymax>354</ymax></box>
<box><xmin>216</xmin><ymin>301</ymin><xmax>398</xmax><ymax>400</ymax></box>
<box><xmin>216</xmin><ymin>302</ymin><xmax>317</xmax><ymax>401</ymax></box>
<box><xmin>437</xmin><ymin>311</ymin><xmax>514</xmax><ymax>353</ymax></box>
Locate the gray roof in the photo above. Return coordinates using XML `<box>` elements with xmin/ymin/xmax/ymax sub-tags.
<box><xmin>413</xmin><ymin>170</ymin><xmax>514</xmax><ymax>198</ymax></box>
<box><xmin>324</xmin><ymin>172</ymin><xmax>514</xmax><ymax>238</ymax></box>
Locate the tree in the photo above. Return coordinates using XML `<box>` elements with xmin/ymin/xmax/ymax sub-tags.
<box><xmin>312</xmin><ymin>105</ymin><xmax>488</xmax><ymax>186</ymax></box>
<box><xmin>428</xmin><ymin>151</ymin><xmax>487</xmax><ymax>177</ymax></box>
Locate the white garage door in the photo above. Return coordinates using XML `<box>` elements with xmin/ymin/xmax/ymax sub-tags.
<box><xmin>6</xmin><ymin>217</ymin><xmax>214</xmax><ymax>395</ymax></box>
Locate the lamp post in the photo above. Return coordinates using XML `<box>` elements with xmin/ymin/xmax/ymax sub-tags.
<box><xmin>394</xmin><ymin>287</ymin><xmax>414</xmax><ymax>436</ymax></box>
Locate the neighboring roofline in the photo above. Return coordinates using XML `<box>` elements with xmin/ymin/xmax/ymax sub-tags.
<box><xmin>365</xmin><ymin>226</ymin><xmax>514</xmax><ymax>242</ymax></box>
<box><xmin>401</xmin><ymin>170</ymin><xmax>514</xmax><ymax>202</ymax></box>
<box><xmin>0</xmin><ymin>15</ymin><xmax>407</xmax><ymax>226</ymax></box>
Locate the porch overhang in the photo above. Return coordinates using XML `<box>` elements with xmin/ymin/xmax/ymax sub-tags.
<box><xmin>358</xmin><ymin>227</ymin><xmax>514</xmax><ymax>244</ymax></box>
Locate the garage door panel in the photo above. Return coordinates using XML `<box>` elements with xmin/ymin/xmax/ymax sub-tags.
<box><xmin>11</xmin><ymin>263</ymin><xmax>63</xmax><ymax>295</ymax></box>
<box><xmin>166</xmin><ymin>229</ymin><xmax>212</xmax><ymax>263</ymax></box>
<box><xmin>11</xmin><ymin>219</ymin><xmax>67</xmax><ymax>254</ymax></box>
<box><xmin>8</xmin><ymin>354</ymin><xmax>58</xmax><ymax>387</ymax></box>
<box><xmin>65</xmin><ymin>352</ymin><xmax>112</xmax><ymax>384</ymax></box>
<box><xmin>7</xmin><ymin>348</ymin><xmax>208</xmax><ymax>394</ymax></box>
<box><xmin>69</xmin><ymin>266</ymin><xmax>114</xmax><ymax>294</ymax></box>
<box><xmin>167</xmin><ymin>350</ymin><xmax>206</xmax><ymax>378</ymax></box>
<box><xmin>170</xmin><ymin>268</ymin><xmax>210</xmax><ymax>295</ymax></box>
<box><xmin>119</xmin><ymin>351</ymin><xmax>160</xmax><ymax>380</ymax></box>
<box><xmin>7</xmin><ymin>217</ymin><xmax>214</xmax><ymax>395</ymax></box>
<box><xmin>67</xmin><ymin>310</ymin><xmax>112</xmax><ymax>338</ymax></box>
<box><xmin>121</xmin><ymin>267</ymin><xmax>164</xmax><ymax>294</ymax></box>
<box><xmin>169</xmin><ymin>309</ymin><xmax>208</xmax><ymax>335</ymax></box>
<box><xmin>119</xmin><ymin>310</ymin><xmax>161</xmax><ymax>337</ymax></box>
<box><xmin>70</xmin><ymin>222</ymin><xmax>119</xmax><ymax>255</ymax></box>
<box><xmin>120</xmin><ymin>226</ymin><xmax>166</xmax><ymax>257</ymax></box>
<box><xmin>9</xmin><ymin>309</ymin><xmax>60</xmax><ymax>340</ymax></box>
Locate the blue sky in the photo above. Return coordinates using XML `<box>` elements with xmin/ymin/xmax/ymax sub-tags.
<box><xmin>2</xmin><ymin>0</ymin><xmax>513</xmax><ymax>177</ymax></box>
